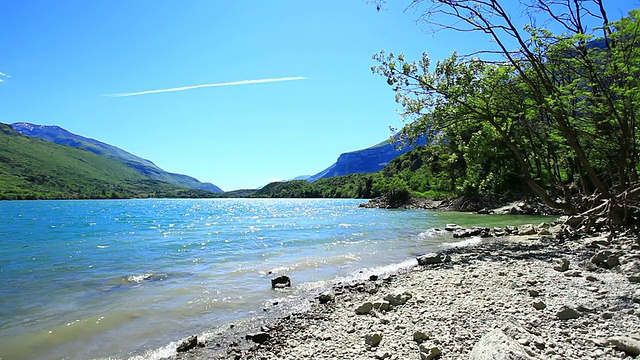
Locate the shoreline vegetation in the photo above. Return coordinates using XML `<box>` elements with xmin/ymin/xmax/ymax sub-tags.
<box><xmin>164</xmin><ymin>207</ymin><xmax>640</xmax><ymax>360</ymax></box>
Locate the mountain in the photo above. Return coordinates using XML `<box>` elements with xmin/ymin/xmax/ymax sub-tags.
<box><xmin>0</xmin><ymin>123</ymin><xmax>215</xmax><ymax>200</ymax></box>
<box><xmin>307</xmin><ymin>136</ymin><xmax>426</xmax><ymax>182</ymax></box>
<box><xmin>10</xmin><ymin>122</ymin><xmax>222</xmax><ymax>193</ymax></box>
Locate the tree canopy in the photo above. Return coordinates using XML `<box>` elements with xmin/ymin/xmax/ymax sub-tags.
<box><xmin>371</xmin><ymin>0</ymin><xmax>640</xmax><ymax>225</ymax></box>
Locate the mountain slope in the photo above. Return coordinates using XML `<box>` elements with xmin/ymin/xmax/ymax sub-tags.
<box><xmin>10</xmin><ymin>122</ymin><xmax>223</xmax><ymax>193</ymax></box>
<box><xmin>307</xmin><ymin>135</ymin><xmax>426</xmax><ymax>181</ymax></box>
<box><xmin>0</xmin><ymin>123</ymin><xmax>213</xmax><ymax>199</ymax></box>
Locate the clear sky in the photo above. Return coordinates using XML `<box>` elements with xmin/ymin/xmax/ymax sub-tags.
<box><xmin>0</xmin><ymin>1</ymin><xmax>637</xmax><ymax>191</ymax></box>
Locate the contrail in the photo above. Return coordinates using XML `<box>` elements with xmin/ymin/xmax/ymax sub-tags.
<box><xmin>105</xmin><ymin>76</ymin><xmax>307</xmax><ymax>97</ymax></box>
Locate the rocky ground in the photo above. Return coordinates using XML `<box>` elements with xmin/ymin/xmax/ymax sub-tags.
<box><xmin>174</xmin><ymin>220</ymin><xmax>640</xmax><ymax>360</ymax></box>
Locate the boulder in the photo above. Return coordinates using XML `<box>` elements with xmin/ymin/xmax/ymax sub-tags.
<box><xmin>584</xmin><ymin>236</ymin><xmax>610</xmax><ymax>248</ymax></box>
<box><xmin>417</xmin><ymin>253</ymin><xmax>443</xmax><ymax>265</ymax></box>
<box><xmin>271</xmin><ymin>275</ymin><xmax>291</xmax><ymax>288</ymax></box>
<box><xmin>318</xmin><ymin>291</ymin><xmax>335</xmax><ymax>304</ymax></box>
<box><xmin>469</xmin><ymin>328</ymin><xmax>535</xmax><ymax>360</ymax></box>
<box><xmin>608</xmin><ymin>336</ymin><xmax>640</xmax><ymax>356</ymax></box>
<box><xmin>445</xmin><ymin>224</ymin><xmax>462</xmax><ymax>231</ymax></box>
<box><xmin>518</xmin><ymin>225</ymin><xmax>536</xmax><ymax>236</ymax></box>
<box><xmin>509</xmin><ymin>207</ymin><xmax>523</xmax><ymax>215</ymax></box>
<box><xmin>355</xmin><ymin>302</ymin><xmax>374</xmax><ymax>315</ymax></box>
<box><xmin>245</xmin><ymin>332</ymin><xmax>270</xmax><ymax>344</ymax></box>
<box><xmin>563</xmin><ymin>270</ymin><xmax>582</xmax><ymax>277</ymax></box>
<box><xmin>537</xmin><ymin>228</ymin><xmax>552</xmax><ymax>236</ymax></box>
<box><xmin>556</xmin><ymin>306</ymin><xmax>582</xmax><ymax>320</ymax></box>
<box><xmin>553</xmin><ymin>258</ymin><xmax>570</xmax><ymax>272</ymax></box>
<box><xmin>365</xmin><ymin>333</ymin><xmax>382</xmax><ymax>347</ymax></box>
<box><xmin>413</xmin><ymin>331</ymin><xmax>429</xmax><ymax>343</ymax></box>
<box><xmin>453</xmin><ymin>227</ymin><xmax>486</xmax><ymax>238</ymax></box>
<box><xmin>533</xmin><ymin>301</ymin><xmax>547</xmax><ymax>310</ymax></box>
<box><xmin>621</xmin><ymin>260</ymin><xmax>640</xmax><ymax>282</ymax></box>
<box><xmin>633</xmin><ymin>289</ymin><xmax>640</xmax><ymax>304</ymax></box>
<box><xmin>176</xmin><ymin>335</ymin><xmax>198</xmax><ymax>353</ymax></box>
<box><xmin>383</xmin><ymin>290</ymin><xmax>412</xmax><ymax>306</ymax></box>
<box><xmin>419</xmin><ymin>343</ymin><xmax>442</xmax><ymax>360</ymax></box>
<box><xmin>591</xmin><ymin>250</ymin><xmax>620</xmax><ymax>269</ymax></box>
<box><xmin>373</xmin><ymin>300</ymin><xmax>390</xmax><ymax>312</ymax></box>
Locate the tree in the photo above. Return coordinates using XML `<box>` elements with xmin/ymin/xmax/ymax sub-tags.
<box><xmin>372</xmin><ymin>1</ymin><xmax>640</xmax><ymax>224</ymax></box>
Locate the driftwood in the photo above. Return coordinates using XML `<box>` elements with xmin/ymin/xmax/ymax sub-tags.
<box><xmin>579</xmin><ymin>183</ymin><xmax>640</xmax><ymax>227</ymax></box>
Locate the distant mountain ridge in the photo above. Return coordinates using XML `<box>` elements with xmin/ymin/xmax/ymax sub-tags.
<box><xmin>307</xmin><ymin>135</ymin><xmax>426</xmax><ymax>182</ymax></box>
<box><xmin>0</xmin><ymin>122</ymin><xmax>216</xmax><ymax>200</ymax></box>
<box><xmin>10</xmin><ymin>122</ymin><xmax>222</xmax><ymax>193</ymax></box>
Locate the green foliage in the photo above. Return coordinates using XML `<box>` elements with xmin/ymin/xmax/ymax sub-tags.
<box><xmin>371</xmin><ymin>5</ymin><xmax>640</xmax><ymax>215</ymax></box>
<box><xmin>0</xmin><ymin>123</ymin><xmax>215</xmax><ymax>200</ymax></box>
<box><xmin>253</xmin><ymin>135</ymin><xmax>524</xmax><ymax>201</ymax></box>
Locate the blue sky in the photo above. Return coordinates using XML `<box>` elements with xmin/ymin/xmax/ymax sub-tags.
<box><xmin>0</xmin><ymin>1</ymin><xmax>637</xmax><ymax>191</ymax></box>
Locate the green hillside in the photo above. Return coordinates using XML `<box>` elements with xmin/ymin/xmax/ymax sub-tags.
<box><xmin>0</xmin><ymin>123</ymin><xmax>214</xmax><ymax>200</ymax></box>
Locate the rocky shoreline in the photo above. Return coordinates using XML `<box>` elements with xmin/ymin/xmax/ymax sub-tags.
<box><xmin>359</xmin><ymin>194</ymin><xmax>562</xmax><ymax>216</ymax></box>
<box><xmin>169</xmin><ymin>218</ymin><xmax>640</xmax><ymax>360</ymax></box>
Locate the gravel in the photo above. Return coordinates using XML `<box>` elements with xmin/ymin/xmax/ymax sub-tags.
<box><xmin>177</xmin><ymin>230</ymin><xmax>640</xmax><ymax>360</ymax></box>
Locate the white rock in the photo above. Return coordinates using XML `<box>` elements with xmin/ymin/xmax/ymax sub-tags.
<box><xmin>469</xmin><ymin>328</ymin><xmax>535</xmax><ymax>360</ymax></box>
<box><xmin>608</xmin><ymin>336</ymin><xmax>640</xmax><ymax>355</ymax></box>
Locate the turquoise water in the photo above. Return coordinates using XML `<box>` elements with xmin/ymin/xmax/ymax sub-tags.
<box><xmin>0</xmin><ymin>199</ymin><xmax>552</xmax><ymax>359</ymax></box>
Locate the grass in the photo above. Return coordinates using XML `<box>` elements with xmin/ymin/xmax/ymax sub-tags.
<box><xmin>0</xmin><ymin>123</ymin><xmax>215</xmax><ymax>200</ymax></box>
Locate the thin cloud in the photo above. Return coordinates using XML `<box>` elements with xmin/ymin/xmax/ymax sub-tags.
<box><xmin>105</xmin><ymin>76</ymin><xmax>307</xmax><ymax>97</ymax></box>
<box><xmin>0</xmin><ymin>71</ymin><xmax>9</xmax><ymax>82</ymax></box>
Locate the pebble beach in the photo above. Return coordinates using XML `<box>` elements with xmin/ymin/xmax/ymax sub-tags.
<box><xmin>175</xmin><ymin>221</ymin><xmax>640</xmax><ymax>360</ymax></box>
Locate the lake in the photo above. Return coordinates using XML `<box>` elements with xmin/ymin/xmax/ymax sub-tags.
<box><xmin>0</xmin><ymin>198</ymin><xmax>553</xmax><ymax>359</ymax></box>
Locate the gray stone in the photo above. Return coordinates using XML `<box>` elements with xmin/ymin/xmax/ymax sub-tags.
<box><xmin>585</xmin><ymin>236</ymin><xmax>609</xmax><ymax>248</ymax></box>
<box><xmin>633</xmin><ymin>289</ymin><xmax>640</xmax><ymax>304</ymax></box>
<box><xmin>417</xmin><ymin>253</ymin><xmax>443</xmax><ymax>265</ymax></box>
<box><xmin>533</xmin><ymin>301</ymin><xmax>547</xmax><ymax>310</ymax></box>
<box><xmin>419</xmin><ymin>343</ymin><xmax>442</xmax><ymax>360</ymax></box>
<box><xmin>553</xmin><ymin>258</ymin><xmax>570</xmax><ymax>272</ymax></box>
<box><xmin>556</xmin><ymin>306</ymin><xmax>582</xmax><ymax>320</ymax></box>
<box><xmin>563</xmin><ymin>270</ymin><xmax>582</xmax><ymax>277</ymax></box>
<box><xmin>318</xmin><ymin>290</ymin><xmax>335</xmax><ymax>304</ymax></box>
<box><xmin>591</xmin><ymin>250</ymin><xmax>620</xmax><ymax>269</ymax></box>
<box><xmin>469</xmin><ymin>328</ymin><xmax>535</xmax><ymax>360</ymax></box>
<box><xmin>383</xmin><ymin>290</ymin><xmax>412</xmax><ymax>306</ymax></box>
<box><xmin>601</xmin><ymin>312</ymin><xmax>614</xmax><ymax>319</ymax></box>
<box><xmin>245</xmin><ymin>332</ymin><xmax>270</xmax><ymax>343</ymax></box>
<box><xmin>518</xmin><ymin>225</ymin><xmax>536</xmax><ymax>236</ymax></box>
<box><xmin>621</xmin><ymin>260</ymin><xmax>640</xmax><ymax>282</ymax></box>
<box><xmin>355</xmin><ymin>302</ymin><xmax>374</xmax><ymax>315</ymax></box>
<box><xmin>364</xmin><ymin>333</ymin><xmax>382</xmax><ymax>347</ymax></box>
<box><xmin>445</xmin><ymin>224</ymin><xmax>462</xmax><ymax>231</ymax></box>
<box><xmin>453</xmin><ymin>228</ymin><xmax>486</xmax><ymax>238</ymax></box>
<box><xmin>176</xmin><ymin>335</ymin><xmax>198</xmax><ymax>353</ymax></box>
<box><xmin>271</xmin><ymin>275</ymin><xmax>291</xmax><ymax>288</ymax></box>
<box><xmin>413</xmin><ymin>331</ymin><xmax>429</xmax><ymax>342</ymax></box>
<box><xmin>373</xmin><ymin>299</ymin><xmax>390</xmax><ymax>312</ymax></box>
<box><xmin>608</xmin><ymin>336</ymin><xmax>640</xmax><ymax>355</ymax></box>
<box><xmin>528</xmin><ymin>289</ymin><xmax>540</xmax><ymax>297</ymax></box>
<box><xmin>538</xmin><ymin>228</ymin><xmax>552</xmax><ymax>236</ymax></box>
